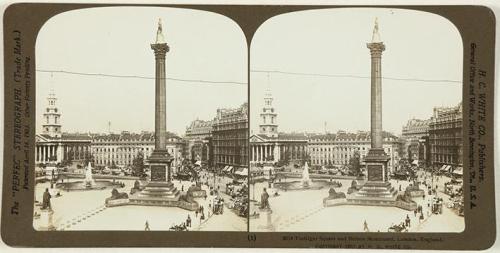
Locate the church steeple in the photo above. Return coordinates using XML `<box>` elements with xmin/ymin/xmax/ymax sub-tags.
<box><xmin>259</xmin><ymin>73</ymin><xmax>278</xmax><ymax>137</ymax></box>
<box><xmin>42</xmin><ymin>89</ymin><xmax>62</xmax><ymax>138</ymax></box>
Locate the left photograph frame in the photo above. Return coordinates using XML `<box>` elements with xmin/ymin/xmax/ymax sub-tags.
<box><xmin>2</xmin><ymin>3</ymin><xmax>252</xmax><ymax>246</ymax></box>
<box><xmin>32</xmin><ymin>6</ymin><xmax>249</xmax><ymax>232</ymax></box>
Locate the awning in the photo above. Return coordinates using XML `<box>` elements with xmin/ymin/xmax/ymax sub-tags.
<box><xmin>234</xmin><ymin>168</ymin><xmax>248</xmax><ymax>176</ymax></box>
<box><xmin>412</xmin><ymin>160</ymin><xmax>419</xmax><ymax>165</ymax></box>
<box><xmin>194</xmin><ymin>161</ymin><xmax>201</xmax><ymax>166</ymax></box>
<box><xmin>453</xmin><ymin>167</ymin><xmax>463</xmax><ymax>175</ymax></box>
<box><xmin>445</xmin><ymin>165</ymin><xmax>452</xmax><ymax>172</ymax></box>
<box><xmin>439</xmin><ymin>165</ymin><xmax>448</xmax><ymax>171</ymax></box>
<box><xmin>228</xmin><ymin>166</ymin><xmax>234</xmax><ymax>172</ymax></box>
<box><xmin>223</xmin><ymin>165</ymin><xmax>229</xmax><ymax>171</ymax></box>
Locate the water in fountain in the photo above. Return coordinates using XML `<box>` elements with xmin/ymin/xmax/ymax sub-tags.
<box><xmin>302</xmin><ymin>162</ymin><xmax>312</xmax><ymax>187</ymax></box>
<box><xmin>84</xmin><ymin>162</ymin><xmax>96</xmax><ymax>188</ymax></box>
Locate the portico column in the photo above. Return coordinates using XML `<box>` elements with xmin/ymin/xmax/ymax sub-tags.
<box><xmin>264</xmin><ymin>144</ymin><xmax>267</xmax><ymax>161</ymax></box>
<box><xmin>262</xmin><ymin>145</ymin><xmax>266</xmax><ymax>161</ymax></box>
<box><xmin>259</xmin><ymin>145</ymin><xmax>263</xmax><ymax>162</ymax></box>
<box><xmin>255</xmin><ymin>146</ymin><xmax>258</xmax><ymax>162</ymax></box>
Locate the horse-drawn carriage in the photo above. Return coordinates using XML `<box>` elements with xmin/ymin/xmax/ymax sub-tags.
<box><xmin>169</xmin><ymin>223</ymin><xmax>188</xmax><ymax>231</ymax></box>
<box><xmin>388</xmin><ymin>224</ymin><xmax>408</xmax><ymax>233</ymax></box>
<box><xmin>213</xmin><ymin>197</ymin><xmax>224</xmax><ymax>215</ymax></box>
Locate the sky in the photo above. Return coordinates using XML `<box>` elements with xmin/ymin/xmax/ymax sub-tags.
<box><xmin>36</xmin><ymin>7</ymin><xmax>247</xmax><ymax>136</ymax></box>
<box><xmin>250</xmin><ymin>8</ymin><xmax>463</xmax><ymax>135</ymax></box>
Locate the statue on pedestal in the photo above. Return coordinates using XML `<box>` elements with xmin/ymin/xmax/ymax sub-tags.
<box><xmin>39</xmin><ymin>188</ymin><xmax>55</xmax><ymax>231</ymax></box>
<box><xmin>260</xmin><ymin>187</ymin><xmax>270</xmax><ymax>209</ymax></box>
<box><xmin>42</xmin><ymin>188</ymin><xmax>51</xmax><ymax>210</ymax></box>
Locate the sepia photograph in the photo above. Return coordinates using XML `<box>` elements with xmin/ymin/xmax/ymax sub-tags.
<box><xmin>33</xmin><ymin>7</ymin><xmax>248</xmax><ymax>231</ymax></box>
<box><xmin>248</xmin><ymin>8</ymin><xmax>465</xmax><ymax>233</ymax></box>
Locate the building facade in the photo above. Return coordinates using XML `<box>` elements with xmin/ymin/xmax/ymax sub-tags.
<box><xmin>401</xmin><ymin>118</ymin><xmax>431</xmax><ymax>166</ymax></box>
<box><xmin>250</xmin><ymin>133</ymin><xmax>308</xmax><ymax>165</ymax></box>
<box><xmin>184</xmin><ymin>119</ymin><xmax>213</xmax><ymax>165</ymax></box>
<box><xmin>91</xmin><ymin>131</ymin><xmax>184</xmax><ymax>169</ymax></box>
<box><xmin>308</xmin><ymin>130</ymin><xmax>401</xmax><ymax>173</ymax></box>
<box><xmin>428</xmin><ymin>102</ymin><xmax>463</xmax><ymax>169</ymax></box>
<box><xmin>212</xmin><ymin>103</ymin><xmax>248</xmax><ymax>169</ymax></box>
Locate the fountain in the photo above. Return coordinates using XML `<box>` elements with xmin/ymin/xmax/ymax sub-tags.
<box><xmin>273</xmin><ymin>162</ymin><xmax>342</xmax><ymax>191</ymax></box>
<box><xmin>56</xmin><ymin>162</ymin><xmax>119</xmax><ymax>191</ymax></box>
<box><xmin>301</xmin><ymin>162</ymin><xmax>312</xmax><ymax>187</ymax></box>
<box><xmin>84</xmin><ymin>162</ymin><xmax>96</xmax><ymax>188</ymax></box>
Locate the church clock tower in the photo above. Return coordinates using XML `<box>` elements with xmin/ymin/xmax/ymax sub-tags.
<box><xmin>259</xmin><ymin>85</ymin><xmax>278</xmax><ymax>138</ymax></box>
<box><xmin>42</xmin><ymin>90</ymin><xmax>62</xmax><ymax>138</ymax></box>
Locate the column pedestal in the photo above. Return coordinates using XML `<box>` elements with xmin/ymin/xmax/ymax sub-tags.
<box><xmin>346</xmin><ymin>148</ymin><xmax>413</xmax><ymax>209</ymax></box>
<box><xmin>257</xmin><ymin>208</ymin><xmax>274</xmax><ymax>231</ymax></box>
<box><xmin>129</xmin><ymin>150</ymin><xmax>181</xmax><ymax>205</ymax></box>
<box><xmin>38</xmin><ymin>209</ymin><xmax>56</xmax><ymax>231</ymax></box>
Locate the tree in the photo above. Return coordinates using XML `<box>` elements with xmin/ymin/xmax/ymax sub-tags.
<box><xmin>60</xmin><ymin>157</ymin><xmax>73</xmax><ymax>168</ymax></box>
<box><xmin>132</xmin><ymin>151</ymin><xmax>145</xmax><ymax>177</ymax></box>
<box><xmin>83</xmin><ymin>153</ymin><xmax>94</xmax><ymax>167</ymax></box>
<box><xmin>279</xmin><ymin>149</ymin><xmax>291</xmax><ymax>166</ymax></box>
<box><xmin>303</xmin><ymin>154</ymin><xmax>312</xmax><ymax>166</ymax></box>
<box><xmin>349</xmin><ymin>151</ymin><xmax>361</xmax><ymax>176</ymax></box>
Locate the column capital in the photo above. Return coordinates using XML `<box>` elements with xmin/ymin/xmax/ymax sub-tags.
<box><xmin>151</xmin><ymin>43</ymin><xmax>170</xmax><ymax>59</ymax></box>
<box><xmin>367</xmin><ymin>42</ymin><xmax>385</xmax><ymax>56</ymax></box>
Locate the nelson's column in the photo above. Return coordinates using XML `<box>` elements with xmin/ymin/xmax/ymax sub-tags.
<box><xmin>129</xmin><ymin>19</ymin><xmax>180</xmax><ymax>205</ymax></box>
<box><xmin>347</xmin><ymin>19</ymin><xmax>404</xmax><ymax>208</ymax></box>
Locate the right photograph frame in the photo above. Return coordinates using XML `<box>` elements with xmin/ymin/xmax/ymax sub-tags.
<box><xmin>248</xmin><ymin>8</ymin><xmax>464</xmax><ymax>233</ymax></box>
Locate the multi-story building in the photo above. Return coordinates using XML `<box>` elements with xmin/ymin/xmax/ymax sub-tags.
<box><xmin>401</xmin><ymin>118</ymin><xmax>431</xmax><ymax>166</ymax></box>
<box><xmin>212</xmin><ymin>103</ymin><xmax>248</xmax><ymax>170</ymax></box>
<box><xmin>184</xmin><ymin>119</ymin><xmax>213</xmax><ymax>165</ymax></box>
<box><xmin>429</xmin><ymin>102</ymin><xmax>463</xmax><ymax>170</ymax></box>
<box><xmin>91</xmin><ymin>131</ymin><xmax>184</xmax><ymax>170</ymax></box>
<box><xmin>308</xmin><ymin>130</ymin><xmax>401</xmax><ymax>173</ymax></box>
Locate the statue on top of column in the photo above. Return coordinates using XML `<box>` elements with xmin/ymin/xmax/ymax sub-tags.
<box><xmin>155</xmin><ymin>18</ymin><xmax>166</xmax><ymax>44</ymax></box>
<box><xmin>371</xmin><ymin>17</ymin><xmax>381</xmax><ymax>43</ymax></box>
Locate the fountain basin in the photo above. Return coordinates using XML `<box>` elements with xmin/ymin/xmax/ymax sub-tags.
<box><xmin>274</xmin><ymin>180</ymin><xmax>342</xmax><ymax>191</ymax></box>
<box><xmin>56</xmin><ymin>181</ymin><xmax>121</xmax><ymax>191</ymax></box>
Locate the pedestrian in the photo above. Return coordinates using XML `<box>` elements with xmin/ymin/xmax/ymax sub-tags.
<box><xmin>195</xmin><ymin>209</ymin><xmax>198</xmax><ymax>217</ymax></box>
<box><xmin>414</xmin><ymin>209</ymin><xmax>417</xmax><ymax>217</ymax></box>
<box><xmin>363</xmin><ymin>220</ymin><xmax>369</xmax><ymax>232</ymax></box>
<box><xmin>181</xmin><ymin>185</ymin><xmax>184</xmax><ymax>192</ymax></box>
<box><xmin>145</xmin><ymin>220</ymin><xmax>150</xmax><ymax>231</ymax></box>
<box><xmin>187</xmin><ymin>214</ymin><xmax>191</xmax><ymax>227</ymax></box>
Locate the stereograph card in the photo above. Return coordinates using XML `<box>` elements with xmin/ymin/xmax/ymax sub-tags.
<box><xmin>0</xmin><ymin>2</ymin><xmax>497</xmax><ymax>250</ymax></box>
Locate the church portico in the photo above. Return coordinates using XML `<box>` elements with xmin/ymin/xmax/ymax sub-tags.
<box><xmin>36</xmin><ymin>90</ymin><xmax>92</xmax><ymax>166</ymax></box>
